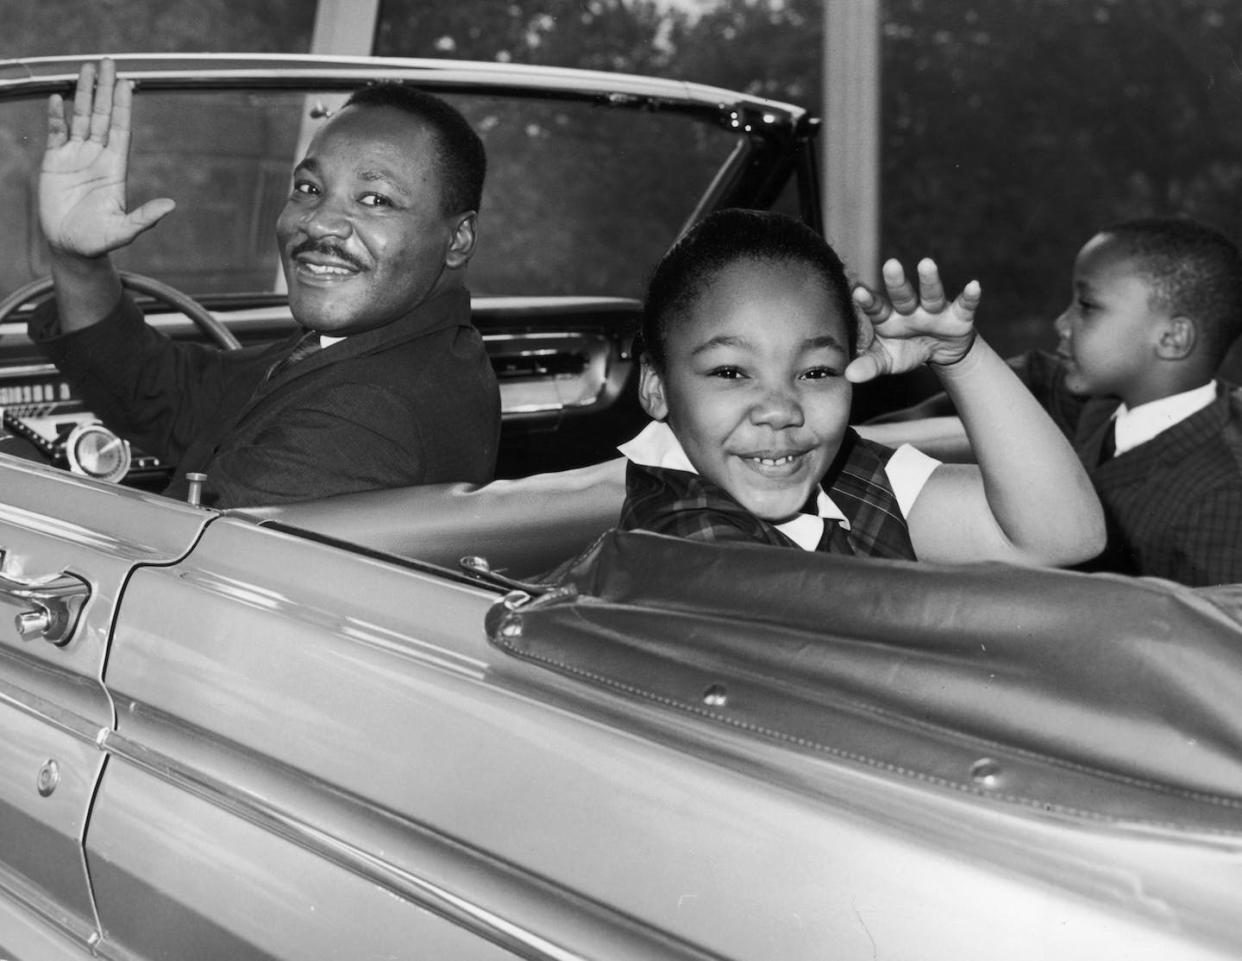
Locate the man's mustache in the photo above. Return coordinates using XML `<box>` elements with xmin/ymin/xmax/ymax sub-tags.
<box><xmin>289</xmin><ymin>240</ymin><xmax>366</xmax><ymax>272</ymax></box>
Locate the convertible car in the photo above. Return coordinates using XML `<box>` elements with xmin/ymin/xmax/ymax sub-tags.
<box><xmin>1</xmin><ymin>55</ymin><xmax>1239</xmax><ymax>961</ymax></box>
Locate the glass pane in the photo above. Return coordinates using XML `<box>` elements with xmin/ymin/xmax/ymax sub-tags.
<box><xmin>0</xmin><ymin>91</ymin><xmax>306</xmax><ymax>301</ymax></box>
<box><xmin>440</xmin><ymin>94</ymin><xmax>739</xmax><ymax>297</ymax></box>
<box><xmin>0</xmin><ymin>87</ymin><xmax>744</xmax><ymax>302</ymax></box>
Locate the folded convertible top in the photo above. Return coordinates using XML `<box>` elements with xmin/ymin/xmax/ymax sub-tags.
<box><xmin>489</xmin><ymin>530</ymin><xmax>1242</xmax><ymax>832</ymax></box>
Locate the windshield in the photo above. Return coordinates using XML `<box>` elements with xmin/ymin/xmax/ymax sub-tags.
<box><xmin>0</xmin><ymin>87</ymin><xmax>744</xmax><ymax>302</ymax></box>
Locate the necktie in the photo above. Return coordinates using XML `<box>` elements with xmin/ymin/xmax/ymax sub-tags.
<box><xmin>1098</xmin><ymin>419</ymin><xmax>1117</xmax><ymax>463</ymax></box>
<box><xmin>816</xmin><ymin>518</ymin><xmax>856</xmax><ymax>555</ymax></box>
<box><xmin>266</xmin><ymin>330</ymin><xmax>322</xmax><ymax>382</ymax></box>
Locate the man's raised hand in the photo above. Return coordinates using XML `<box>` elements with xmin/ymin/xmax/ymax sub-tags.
<box><xmin>40</xmin><ymin>58</ymin><xmax>174</xmax><ymax>259</ymax></box>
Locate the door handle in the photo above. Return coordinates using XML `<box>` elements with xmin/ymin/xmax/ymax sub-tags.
<box><xmin>0</xmin><ymin>552</ymin><xmax>90</xmax><ymax>647</ymax></box>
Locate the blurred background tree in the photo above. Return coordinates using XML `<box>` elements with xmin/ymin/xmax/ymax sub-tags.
<box><xmin>0</xmin><ymin>0</ymin><xmax>315</xmax><ymax>56</ymax></box>
<box><xmin>3</xmin><ymin>0</ymin><xmax>1240</xmax><ymax>361</ymax></box>
<box><xmin>379</xmin><ymin>0</ymin><xmax>1242</xmax><ymax>360</ymax></box>
<box><xmin>874</xmin><ymin>0</ymin><xmax>1242</xmax><ymax>356</ymax></box>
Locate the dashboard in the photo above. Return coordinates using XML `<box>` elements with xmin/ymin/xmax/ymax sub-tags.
<box><xmin>0</xmin><ymin>295</ymin><xmax>645</xmax><ymax>488</ymax></box>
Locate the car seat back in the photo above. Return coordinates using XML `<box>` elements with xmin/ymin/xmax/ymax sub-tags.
<box><xmin>240</xmin><ymin>458</ymin><xmax>627</xmax><ymax>578</ymax></box>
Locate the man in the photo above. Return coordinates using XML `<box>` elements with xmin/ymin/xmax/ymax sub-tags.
<box><xmin>31</xmin><ymin>58</ymin><xmax>500</xmax><ymax>508</ymax></box>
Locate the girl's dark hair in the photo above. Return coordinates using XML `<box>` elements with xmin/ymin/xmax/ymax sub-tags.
<box><xmin>640</xmin><ymin>208</ymin><xmax>858</xmax><ymax>368</ymax></box>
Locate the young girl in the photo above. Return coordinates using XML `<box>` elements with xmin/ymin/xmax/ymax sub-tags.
<box><xmin>618</xmin><ymin>209</ymin><xmax>1105</xmax><ymax>565</ymax></box>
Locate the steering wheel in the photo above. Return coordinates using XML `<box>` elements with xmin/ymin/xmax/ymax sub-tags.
<box><xmin>0</xmin><ymin>271</ymin><xmax>240</xmax><ymax>480</ymax></box>
<box><xmin>0</xmin><ymin>270</ymin><xmax>241</xmax><ymax>349</ymax></box>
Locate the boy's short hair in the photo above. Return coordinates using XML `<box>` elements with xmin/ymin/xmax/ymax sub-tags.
<box><xmin>640</xmin><ymin>208</ymin><xmax>858</xmax><ymax>368</ymax></box>
<box><xmin>344</xmin><ymin>82</ymin><xmax>486</xmax><ymax>216</ymax></box>
<box><xmin>1100</xmin><ymin>217</ymin><xmax>1242</xmax><ymax>362</ymax></box>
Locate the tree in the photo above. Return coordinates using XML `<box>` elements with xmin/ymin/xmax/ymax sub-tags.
<box><xmin>11</xmin><ymin>0</ymin><xmax>1241</xmax><ymax>367</ymax></box>
<box><xmin>877</xmin><ymin>0</ymin><xmax>1242</xmax><ymax>356</ymax></box>
<box><xmin>375</xmin><ymin>0</ymin><xmax>686</xmax><ymax>73</ymax></box>
<box><xmin>0</xmin><ymin>0</ymin><xmax>314</xmax><ymax>57</ymax></box>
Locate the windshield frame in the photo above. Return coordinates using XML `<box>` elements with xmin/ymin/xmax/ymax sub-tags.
<box><xmin>0</xmin><ymin>53</ymin><xmax>819</xmax><ymax>307</ymax></box>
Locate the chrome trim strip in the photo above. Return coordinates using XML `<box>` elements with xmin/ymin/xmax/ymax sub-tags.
<box><xmin>0</xmin><ymin>54</ymin><xmax>808</xmax><ymax>123</ymax></box>
<box><xmin>0</xmin><ymin>297</ymin><xmax>638</xmax><ymax>345</ymax></box>
<box><xmin>0</xmin><ymin>675</ymin><xmax>106</xmax><ymax>745</ymax></box>
<box><xmin>0</xmin><ymin>362</ymin><xmax>58</xmax><ymax>379</ymax></box>
<box><xmin>473</xmin><ymin>295</ymin><xmax>640</xmax><ymax>312</ymax></box>
<box><xmin>485</xmin><ymin>331</ymin><xmax>606</xmax><ymax>344</ymax></box>
<box><xmin>0</xmin><ymin>861</ymin><xmax>99</xmax><ymax>956</ymax></box>
<box><xmin>502</xmin><ymin>403</ymin><xmax>564</xmax><ymax>414</ymax></box>
<box><xmin>96</xmin><ymin>730</ymin><xmax>719</xmax><ymax>961</ymax></box>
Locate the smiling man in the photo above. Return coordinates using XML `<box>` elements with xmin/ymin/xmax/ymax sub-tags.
<box><xmin>30</xmin><ymin>58</ymin><xmax>499</xmax><ymax>508</ymax></box>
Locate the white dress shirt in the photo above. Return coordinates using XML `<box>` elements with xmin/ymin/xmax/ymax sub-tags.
<box><xmin>619</xmin><ymin>421</ymin><xmax>939</xmax><ymax>551</ymax></box>
<box><xmin>1110</xmin><ymin>381</ymin><xmax>1216</xmax><ymax>456</ymax></box>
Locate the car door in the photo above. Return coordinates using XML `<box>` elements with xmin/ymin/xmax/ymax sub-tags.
<box><xmin>81</xmin><ymin>514</ymin><xmax>757</xmax><ymax>960</ymax></box>
<box><xmin>82</xmin><ymin>516</ymin><xmax>554</xmax><ymax>959</ymax></box>
<box><xmin>0</xmin><ymin>457</ymin><xmax>212</xmax><ymax>959</ymax></box>
<box><xmin>80</xmin><ymin>512</ymin><xmax>1242</xmax><ymax>961</ymax></box>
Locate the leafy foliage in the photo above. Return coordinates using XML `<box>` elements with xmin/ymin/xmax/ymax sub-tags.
<box><xmin>877</xmin><ymin>0</ymin><xmax>1242</xmax><ymax>358</ymax></box>
<box><xmin>0</xmin><ymin>0</ymin><xmax>315</xmax><ymax>56</ymax></box>
<box><xmin>5</xmin><ymin>0</ymin><xmax>1241</xmax><ymax>364</ymax></box>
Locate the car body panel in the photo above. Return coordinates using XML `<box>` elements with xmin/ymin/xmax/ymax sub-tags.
<box><xmin>0</xmin><ymin>458</ymin><xmax>212</xmax><ymax>951</ymax></box>
<box><xmin>492</xmin><ymin>530</ymin><xmax>1242</xmax><ymax>956</ymax></box>
<box><xmin>1</xmin><ymin>461</ymin><xmax>1241</xmax><ymax>958</ymax></box>
<box><xmin>42</xmin><ymin>516</ymin><xmax>1237</xmax><ymax>959</ymax></box>
<box><xmin>86</xmin><ymin>518</ymin><xmax>720</xmax><ymax>959</ymax></box>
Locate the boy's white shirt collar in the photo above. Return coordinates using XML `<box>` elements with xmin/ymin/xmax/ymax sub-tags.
<box><xmin>618</xmin><ymin>420</ymin><xmax>848</xmax><ymax>550</ymax></box>
<box><xmin>1111</xmin><ymin>381</ymin><xmax>1216</xmax><ymax>455</ymax></box>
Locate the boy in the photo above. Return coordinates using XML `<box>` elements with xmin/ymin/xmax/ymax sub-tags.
<box><xmin>864</xmin><ymin>217</ymin><xmax>1242</xmax><ymax>586</ymax></box>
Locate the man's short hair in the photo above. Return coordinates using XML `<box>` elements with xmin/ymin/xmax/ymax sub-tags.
<box><xmin>344</xmin><ymin>82</ymin><xmax>486</xmax><ymax>216</ymax></box>
<box><xmin>1102</xmin><ymin>217</ymin><xmax>1242</xmax><ymax>362</ymax></box>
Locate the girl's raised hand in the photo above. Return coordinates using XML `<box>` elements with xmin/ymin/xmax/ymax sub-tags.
<box><xmin>846</xmin><ymin>257</ymin><xmax>980</xmax><ymax>383</ymax></box>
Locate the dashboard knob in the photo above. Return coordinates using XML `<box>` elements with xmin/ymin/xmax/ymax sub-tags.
<box><xmin>64</xmin><ymin>422</ymin><xmax>131</xmax><ymax>483</ymax></box>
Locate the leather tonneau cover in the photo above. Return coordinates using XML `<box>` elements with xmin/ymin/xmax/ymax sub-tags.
<box><xmin>489</xmin><ymin>531</ymin><xmax>1242</xmax><ymax>831</ymax></box>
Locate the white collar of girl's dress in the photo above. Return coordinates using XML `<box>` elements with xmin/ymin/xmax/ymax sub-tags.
<box><xmin>618</xmin><ymin>420</ymin><xmax>848</xmax><ymax>550</ymax></box>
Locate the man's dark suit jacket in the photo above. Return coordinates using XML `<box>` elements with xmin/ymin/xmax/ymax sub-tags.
<box><xmin>30</xmin><ymin>287</ymin><xmax>500</xmax><ymax>508</ymax></box>
<box><xmin>1017</xmin><ymin>350</ymin><xmax>1242</xmax><ymax>587</ymax></box>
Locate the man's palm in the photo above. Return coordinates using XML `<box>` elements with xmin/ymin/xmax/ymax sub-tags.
<box><xmin>40</xmin><ymin>60</ymin><xmax>172</xmax><ymax>258</ymax></box>
<box><xmin>41</xmin><ymin>136</ymin><xmax>136</xmax><ymax>257</ymax></box>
